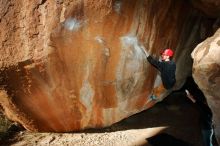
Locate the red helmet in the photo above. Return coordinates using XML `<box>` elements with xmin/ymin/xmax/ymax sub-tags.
<box><xmin>162</xmin><ymin>48</ymin><xmax>174</xmax><ymax>57</ymax></box>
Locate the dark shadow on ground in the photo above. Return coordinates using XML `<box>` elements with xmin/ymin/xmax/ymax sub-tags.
<box><xmin>146</xmin><ymin>133</ymin><xmax>193</xmax><ymax>146</ymax></box>
<box><xmin>0</xmin><ymin>123</ymin><xmax>25</xmax><ymax>146</ymax></box>
<box><xmin>81</xmin><ymin>91</ymin><xmax>202</xmax><ymax>146</ymax></box>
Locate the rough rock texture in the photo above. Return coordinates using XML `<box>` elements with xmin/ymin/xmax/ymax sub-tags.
<box><xmin>192</xmin><ymin>28</ymin><xmax>220</xmax><ymax>143</ymax></box>
<box><xmin>0</xmin><ymin>105</ymin><xmax>13</xmax><ymax>138</ymax></box>
<box><xmin>0</xmin><ymin>0</ymin><xmax>217</xmax><ymax>132</ymax></box>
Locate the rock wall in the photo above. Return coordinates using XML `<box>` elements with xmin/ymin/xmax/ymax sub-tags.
<box><xmin>192</xmin><ymin>28</ymin><xmax>220</xmax><ymax>143</ymax></box>
<box><xmin>0</xmin><ymin>0</ymin><xmax>216</xmax><ymax>132</ymax></box>
<box><xmin>190</xmin><ymin>0</ymin><xmax>220</xmax><ymax>18</ymax></box>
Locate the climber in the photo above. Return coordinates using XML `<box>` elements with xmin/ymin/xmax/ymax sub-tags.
<box><xmin>141</xmin><ymin>46</ymin><xmax>176</xmax><ymax>100</ymax></box>
<box><xmin>183</xmin><ymin>77</ymin><xmax>213</xmax><ymax>146</ymax></box>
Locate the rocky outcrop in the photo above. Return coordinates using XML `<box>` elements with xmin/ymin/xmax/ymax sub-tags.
<box><xmin>0</xmin><ymin>0</ymin><xmax>217</xmax><ymax>132</ymax></box>
<box><xmin>192</xmin><ymin>28</ymin><xmax>220</xmax><ymax>143</ymax></box>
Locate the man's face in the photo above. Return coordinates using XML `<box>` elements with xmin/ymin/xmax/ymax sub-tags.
<box><xmin>161</xmin><ymin>53</ymin><xmax>169</xmax><ymax>61</ymax></box>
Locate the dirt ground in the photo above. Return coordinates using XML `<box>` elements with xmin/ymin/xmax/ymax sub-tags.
<box><xmin>1</xmin><ymin>92</ymin><xmax>204</xmax><ymax>146</ymax></box>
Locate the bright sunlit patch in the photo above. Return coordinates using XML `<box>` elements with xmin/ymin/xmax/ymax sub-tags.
<box><xmin>124</xmin><ymin>126</ymin><xmax>168</xmax><ymax>146</ymax></box>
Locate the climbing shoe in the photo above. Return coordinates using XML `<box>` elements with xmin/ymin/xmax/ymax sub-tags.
<box><xmin>150</xmin><ymin>95</ymin><xmax>157</xmax><ymax>100</ymax></box>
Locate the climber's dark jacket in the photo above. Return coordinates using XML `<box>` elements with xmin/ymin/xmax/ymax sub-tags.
<box><xmin>147</xmin><ymin>56</ymin><xmax>176</xmax><ymax>89</ymax></box>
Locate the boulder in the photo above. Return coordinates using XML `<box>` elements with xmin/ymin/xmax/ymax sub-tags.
<box><xmin>0</xmin><ymin>0</ymin><xmax>217</xmax><ymax>132</ymax></box>
<box><xmin>192</xmin><ymin>28</ymin><xmax>220</xmax><ymax>143</ymax></box>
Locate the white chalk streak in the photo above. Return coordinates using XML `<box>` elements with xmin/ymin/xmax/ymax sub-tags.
<box><xmin>64</xmin><ymin>18</ymin><xmax>81</xmax><ymax>31</ymax></box>
<box><xmin>95</xmin><ymin>36</ymin><xmax>105</xmax><ymax>44</ymax></box>
<box><xmin>120</xmin><ymin>36</ymin><xmax>144</xmax><ymax>59</ymax></box>
<box><xmin>114</xmin><ymin>0</ymin><xmax>122</xmax><ymax>14</ymax></box>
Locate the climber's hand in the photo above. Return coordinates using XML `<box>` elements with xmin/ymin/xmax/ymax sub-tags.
<box><xmin>140</xmin><ymin>45</ymin><xmax>149</xmax><ymax>57</ymax></box>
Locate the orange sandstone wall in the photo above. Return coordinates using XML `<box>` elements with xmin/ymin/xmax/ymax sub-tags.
<box><xmin>0</xmin><ymin>0</ymin><xmax>215</xmax><ymax>132</ymax></box>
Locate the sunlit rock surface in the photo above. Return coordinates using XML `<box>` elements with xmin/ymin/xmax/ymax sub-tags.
<box><xmin>192</xmin><ymin>28</ymin><xmax>220</xmax><ymax>143</ymax></box>
<box><xmin>0</xmin><ymin>0</ymin><xmax>217</xmax><ymax>132</ymax></box>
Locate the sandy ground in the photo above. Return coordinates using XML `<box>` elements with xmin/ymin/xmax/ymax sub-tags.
<box><xmin>3</xmin><ymin>128</ymin><xmax>167</xmax><ymax>146</ymax></box>
<box><xmin>1</xmin><ymin>92</ymin><xmax>204</xmax><ymax>146</ymax></box>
